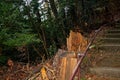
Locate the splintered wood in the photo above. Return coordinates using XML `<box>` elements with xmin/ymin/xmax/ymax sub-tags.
<box><xmin>67</xmin><ymin>30</ymin><xmax>88</xmax><ymax>53</ymax></box>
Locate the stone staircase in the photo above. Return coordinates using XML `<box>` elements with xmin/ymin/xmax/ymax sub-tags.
<box><xmin>90</xmin><ymin>23</ymin><xmax>120</xmax><ymax>79</ymax></box>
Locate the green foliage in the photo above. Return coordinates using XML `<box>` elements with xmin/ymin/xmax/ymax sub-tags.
<box><xmin>80</xmin><ymin>78</ymin><xmax>87</xmax><ymax>80</ymax></box>
<box><xmin>0</xmin><ymin>55</ymin><xmax>8</xmax><ymax>65</ymax></box>
<box><xmin>0</xmin><ymin>28</ymin><xmax>10</xmax><ymax>43</ymax></box>
<box><xmin>3</xmin><ymin>33</ymin><xmax>40</xmax><ymax>47</ymax></box>
<box><xmin>0</xmin><ymin>1</ymin><xmax>40</xmax><ymax>47</ymax></box>
<box><xmin>48</xmin><ymin>43</ymin><xmax>57</xmax><ymax>57</ymax></box>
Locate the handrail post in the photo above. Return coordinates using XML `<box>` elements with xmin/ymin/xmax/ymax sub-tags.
<box><xmin>77</xmin><ymin>53</ymin><xmax>84</xmax><ymax>80</ymax></box>
<box><xmin>77</xmin><ymin>54</ymin><xmax>80</xmax><ymax>80</ymax></box>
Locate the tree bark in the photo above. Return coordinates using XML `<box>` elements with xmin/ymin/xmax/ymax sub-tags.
<box><xmin>49</xmin><ymin>0</ymin><xmax>58</xmax><ymax>18</ymax></box>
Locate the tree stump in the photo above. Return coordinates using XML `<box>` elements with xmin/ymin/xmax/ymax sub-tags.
<box><xmin>58</xmin><ymin>30</ymin><xmax>88</xmax><ymax>80</ymax></box>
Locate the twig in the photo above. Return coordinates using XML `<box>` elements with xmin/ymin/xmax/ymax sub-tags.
<box><xmin>24</xmin><ymin>66</ymin><xmax>42</xmax><ymax>80</ymax></box>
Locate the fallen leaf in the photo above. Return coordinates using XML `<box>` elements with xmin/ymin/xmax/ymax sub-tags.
<box><xmin>7</xmin><ymin>59</ymin><xmax>14</xmax><ymax>69</ymax></box>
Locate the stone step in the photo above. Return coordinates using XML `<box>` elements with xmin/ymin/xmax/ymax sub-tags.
<box><xmin>90</xmin><ymin>67</ymin><xmax>120</xmax><ymax>78</ymax></box>
<box><xmin>98</xmin><ymin>44</ymin><xmax>120</xmax><ymax>52</ymax></box>
<box><xmin>95</xmin><ymin>52</ymin><xmax>120</xmax><ymax>67</ymax></box>
<box><xmin>115</xmin><ymin>23</ymin><xmax>120</xmax><ymax>26</ymax></box>
<box><xmin>100</xmin><ymin>38</ymin><xmax>120</xmax><ymax>44</ymax></box>
<box><xmin>109</xmin><ymin>28</ymin><xmax>120</xmax><ymax>31</ymax></box>
<box><xmin>107</xmin><ymin>30</ymin><xmax>120</xmax><ymax>33</ymax></box>
<box><xmin>90</xmin><ymin>76</ymin><xmax>120</xmax><ymax>80</ymax></box>
<box><xmin>114</xmin><ymin>27</ymin><xmax>120</xmax><ymax>29</ymax></box>
<box><xmin>90</xmin><ymin>23</ymin><xmax>120</xmax><ymax>79</ymax></box>
<box><xmin>114</xmin><ymin>25</ymin><xmax>120</xmax><ymax>29</ymax></box>
<box><xmin>105</xmin><ymin>34</ymin><xmax>120</xmax><ymax>38</ymax></box>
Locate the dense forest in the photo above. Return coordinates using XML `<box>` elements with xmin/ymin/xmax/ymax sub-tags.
<box><xmin>0</xmin><ymin>0</ymin><xmax>120</xmax><ymax>79</ymax></box>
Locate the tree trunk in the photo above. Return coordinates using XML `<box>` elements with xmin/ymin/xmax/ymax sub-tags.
<box><xmin>49</xmin><ymin>0</ymin><xmax>58</xmax><ymax>18</ymax></box>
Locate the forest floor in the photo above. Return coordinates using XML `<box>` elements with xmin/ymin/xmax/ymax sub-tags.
<box><xmin>0</xmin><ymin>61</ymin><xmax>40</xmax><ymax>80</ymax></box>
<box><xmin>0</xmin><ymin>49</ymin><xmax>118</xmax><ymax>80</ymax></box>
